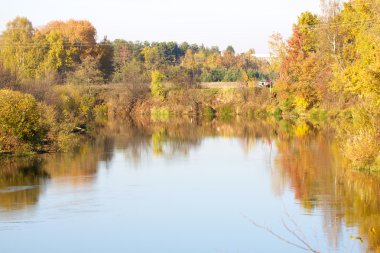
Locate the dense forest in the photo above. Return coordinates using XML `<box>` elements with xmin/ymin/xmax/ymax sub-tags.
<box><xmin>0</xmin><ymin>17</ymin><xmax>270</xmax><ymax>87</ymax></box>
<box><xmin>0</xmin><ymin>0</ymin><xmax>379</xmax><ymax>171</ymax></box>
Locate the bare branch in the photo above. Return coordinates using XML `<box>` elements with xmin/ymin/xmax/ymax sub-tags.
<box><xmin>281</xmin><ymin>218</ymin><xmax>319</xmax><ymax>253</ymax></box>
<box><xmin>243</xmin><ymin>214</ymin><xmax>318</xmax><ymax>252</ymax></box>
<box><xmin>284</xmin><ymin>211</ymin><xmax>311</xmax><ymax>246</ymax></box>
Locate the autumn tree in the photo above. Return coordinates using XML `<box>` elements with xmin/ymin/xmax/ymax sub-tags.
<box><xmin>37</xmin><ymin>19</ymin><xmax>97</xmax><ymax>71</ymax></box>
<box><xmin>331</xmin><ymin>0</ymin><xmax>380</xmax><ymax>108</ymax></box>
<box><xmin>0</xmin><ymin>17</ymin><xmax>38</xmax><ymax>79</ymax></box>
<box><xmin>276</xmin><ymin>12</ymin><xmax>329</xmax><ymax>112</ymax></box>
<box><xmin>33</xmin><ymin>30</ymin><xmax>67</xmax><ymax>79</ymax></box>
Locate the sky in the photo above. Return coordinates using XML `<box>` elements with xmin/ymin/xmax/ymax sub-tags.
<box><xmin>0</xmin><ymin>0</ymin><xmax>322</xmax><ymax>54</ymax></box>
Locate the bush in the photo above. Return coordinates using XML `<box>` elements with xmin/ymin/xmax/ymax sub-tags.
<box><xmin>0</xmin><ymin>90</ymin><xmax>47</xmax><ymax>150</ymax></box>
<box><xmin>49</xmin><ymin>85</ymin><xmax>102</xmax><ymax>123</ymax></box>
<box><xmin>80</xmin><ymin>94</ymin><xmax>96</xmax><ymax>120</ymax></box>
<box><xmin>50</xmin><ymin>85</ymin><xmax>81</xmax><ymax>121</ymax></box>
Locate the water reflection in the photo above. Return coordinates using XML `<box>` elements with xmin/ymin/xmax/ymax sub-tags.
<box><xmin>274</xmin><ymin>124</ymin><xmax>380</xmax><ymax>252</ymax></box>
<box><xmin>0</xmin><ymin>157</ymin><xmax>49</xmax><ymax>211</ymax></box>
<box><xmin>0</xmin><ymin>117</ymin><xmax>379</xmax><ymax>252</ymax></box>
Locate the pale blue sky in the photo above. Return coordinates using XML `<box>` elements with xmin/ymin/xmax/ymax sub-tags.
<box><xmin>1</xmin><ymin>0</ymin><xmax>322</xmax><ymax>53</ymax></box>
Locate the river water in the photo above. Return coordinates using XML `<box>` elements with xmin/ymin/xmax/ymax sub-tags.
<box><xmin>0</xmin><ymin>118</ymin><xmax>379</xmax><ymax>253</ymax></box>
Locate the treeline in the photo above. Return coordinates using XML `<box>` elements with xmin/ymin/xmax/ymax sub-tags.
<box><xmin>0</xmin><ymin>17</ymin><xmax>271</xmax><ymax>88</ymax></box>
<box><xmin>271</xmin><ymin>0</ymin><xmax>380</xmax><ymax>170</ymax></box>
<box><xmin>0</xmin><ymin>17</ymin><xmax>270</xmax><ymax>154</ymax></box>
<box><xmin>112</xmin><ymin>41</ymin><xmax>270</xmax><ymax>85</ymax></box>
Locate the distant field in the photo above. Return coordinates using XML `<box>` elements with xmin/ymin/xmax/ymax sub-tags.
<box><xmin>200</xmin><ymin>82</ymin><xmax>242</xmax><ymax>89</ymax></box>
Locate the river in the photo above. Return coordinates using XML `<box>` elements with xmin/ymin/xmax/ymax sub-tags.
<box><xmin>0</xmin><ymin>117</ymin><xmax>379</xmax><ymax>253</ymax></box>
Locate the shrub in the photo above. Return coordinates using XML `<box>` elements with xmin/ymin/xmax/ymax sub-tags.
<box><xmin>0</xmin><ymin>89</ymin><xmax>47</xmax><ymax>149</ymax></box>
<box><xmin>49</xmin><ymin>85</ymin><xmax>102</xmax><ymax>123</ymax></box>
<box><xmin>80</xmin><ymin>94</ymin><xmax>96</xmax><ymax>120</ymax></box>
<box><xmin>50</xmin><ymin>85</ymin><xmax>81</xmax><ymax>121</ymax></box>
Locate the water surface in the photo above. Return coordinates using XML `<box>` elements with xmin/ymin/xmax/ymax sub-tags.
<box><xmin>0</xmin><ymin>118</ymin><xmax>379</xmax><ymax>253</ymax></box>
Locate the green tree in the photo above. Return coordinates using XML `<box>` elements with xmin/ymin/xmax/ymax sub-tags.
<box><xmin>38</xmin><ymin>19</ymin><xmax>98</xmax><ymax>70</ymax></box>
<box><xmin>37</xmin><ymin>31</ymin><xmax>67</xmax><ymax>77</ymax></box>
<box><xmin>0</xmin><ymin>17</ymin><xmax>38</xmax><ymax>79</ymax></box>
<box><xmin>150</xmin><ymin>70</ymin><xmax>165</xmax><ymax>99</ymax></box>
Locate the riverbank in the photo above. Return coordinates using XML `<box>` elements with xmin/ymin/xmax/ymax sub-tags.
<box><xmin>1</xmin><ymin>83</ymin><xmax>379</xmax><ymax>172</ymax></box>
<box><xmin>104</xmin><ymin>84</ymin><xmax>335</xmax><ymax>123</ymax></box>
<box><xmin>102</xmin><ymin>84</ymin><xmax>379</xmax><ymax>172</ymax></box>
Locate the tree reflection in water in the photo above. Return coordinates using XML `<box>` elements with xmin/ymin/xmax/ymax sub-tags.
<box><xmin>274</xmin><ymin>122</ymin><xmax>380</xmax><ymax>252</ymax></box>
<box><xmin>0</xmin><ymin>117</ymin><xmax>379</xmax><ymax>252</ymax></box>
<box><xmin>0</xmin><ymin>157</ymin><xmax>49</xmax><ymax>211</ymax></box>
